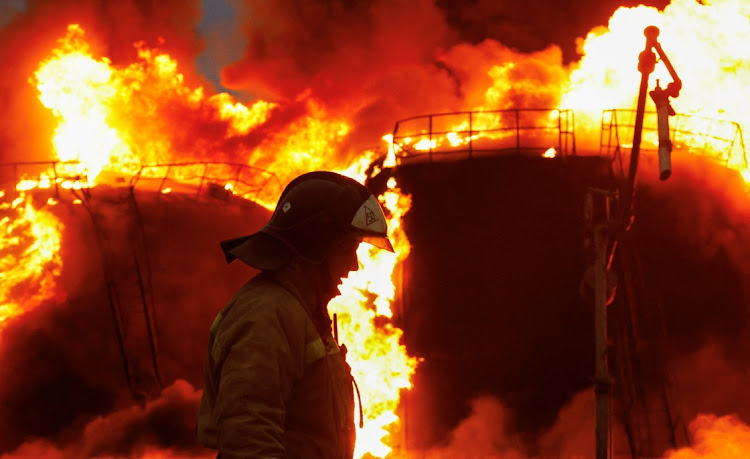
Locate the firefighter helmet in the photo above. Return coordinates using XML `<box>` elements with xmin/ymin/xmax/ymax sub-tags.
<box><xmin>220</xmin><ymin>171</ymin><xmax>393</xmax><ymax>270</ymax></box>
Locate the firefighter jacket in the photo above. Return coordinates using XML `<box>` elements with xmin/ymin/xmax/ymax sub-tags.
<box><xmin>197</xmin><ymin>270</ymin><xmax>356</xmax><ymax>459</ymax></box>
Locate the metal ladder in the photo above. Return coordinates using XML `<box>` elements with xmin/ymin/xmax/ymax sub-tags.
<box><xmin>76</xmin><ymin>185</ymin><xmax>164</xmax><ymax>402</ymax></box>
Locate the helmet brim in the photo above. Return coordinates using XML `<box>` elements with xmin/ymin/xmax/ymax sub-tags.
<box><xmin>362</xmin><ymin>235</ymin><xmax>394</xmax><ymax>252</ymax></box>
<box><xmin>220</xmin><ymin>231</ymin><xmax>292</xmax><ymax>270</ymax></box>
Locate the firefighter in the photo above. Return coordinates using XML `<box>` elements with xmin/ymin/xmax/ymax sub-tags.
<box><xmin>197</xmin><ymin>171</ymin><xmax>393</xmax><ymax>459</ymax></box>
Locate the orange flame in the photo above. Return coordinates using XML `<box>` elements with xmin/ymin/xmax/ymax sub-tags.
<box><xmin>331</xmin><ymin>160</ymin><xmax>417</xmax><ymax>457</ymax></box>
<box><xmin>0</xmin><ymin>193</ymin><xmax>63</xmax><ymax>328</ymax></box>
<box><xmin>12</xmin><ymin>0</ymin><xmax>750</xmax><ymax>454</ymax></box>
<box><xmin>17</xmin><ymin>23</ymin><xmax>417</xmax><ymax>459</ymax></box>
<box><xmin>561</xmin><ymin>0</ymin><xmax>750</xmax><ymax>174</ymax></box>
<box><xmin>30</xmin><ymin>24</ymin><xmax>357</xmax><ymax>208</ymax></box>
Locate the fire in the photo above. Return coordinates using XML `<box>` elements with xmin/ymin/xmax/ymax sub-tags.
<box><xmin>27</xmin><ymin>23</ymin><xmax>353</xmax><ymax>202</ymax></box>
<box><xmin>7</xmin><ymin>0</ymin><xmax>750</xmax><ymax>455</ymax></box>
<box><xmin>557</xmin><ymin>1</ymin><xmax>750</xmax><ymax>456</ymax></box>
<box><xmin>33</xmin><ymin>24</ymin><xmax>137</xmax><ymax>182</ymax></box>
<box><xmin>0</xmin><ymin>193</ymin><xmax>63</xmax><ymax>327</ymax></box>
<box><xmin>561</xmin><ymin>0</ymin><xmax>750</xmax><ymax>174</ymax></box>
<box><xmin>8</xmin><ymin>22</ymin><xmax>417</xmax><ymax>459</ymax></box>
<box><xmin>329</xmin><ymin>158</ymin><xmax>417</xmax><ymax>458</ymax></box>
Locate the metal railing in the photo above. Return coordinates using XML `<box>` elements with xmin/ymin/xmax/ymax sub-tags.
<box><xmin>0</xmin><ymin>160</ymin><xmax>89</xmax><ymax>198</ymax></box>
<box><xmin>601</xmin><ymin>109</ymin><xmax>748</xmax><ymax>178</ymax></box>
<box><xmin>391</xmin><ymin>108</ymin><xmax>576</xmax><ymax>163</ymax></box>
<box><xmin>0</xmin><ymin>160</ymin><xmax>281</xmax><ymax>207</ymax></box>
<box><xmin>129</xmin><ymin>161</ymin><xmax>281</xmax><ymax>204</ymax></box>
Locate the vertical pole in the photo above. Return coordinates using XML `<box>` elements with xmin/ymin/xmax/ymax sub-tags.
<box><xmin>623</xmin><ymin>27</ymin><xmax>658</xmax><ymax>217</ymax></box>
<box><xmin>53</xmin><ymin>161</ymin><xmax>60</xmax><ymax>199</ymax></box>
<box><xmin>516</xmin><ymin>109</ymin><xmax>521</xmax><ymax>153</ymax></box>
<box><xmin>469</xmin><ymin>112</ymin><xmax>473</xmax><ymax>159</ymax></box>
<box><xmin>558</xmin><ymin>110</ymin><xmax>562</xmax><ymax>156</ymax></box>
<box><xmin>197</xmin><ymin>162</ymin><xmax>207</xmax><ymax>198</ymax></box>
<box><xmin>594</xmin><ymin>224</ymin><xmax>611</xmax><ymax>459</ymax></box>
<box><xmin>429</xmin><ymin>115</ymin><xmax>433</xmax><ymax>163</ymax></box>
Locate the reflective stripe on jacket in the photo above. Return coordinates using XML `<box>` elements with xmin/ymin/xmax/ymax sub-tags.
<box><xmin>197</xmin><ymin>274</ymin><xmax>355</xmax><ymax>459</ymax></box>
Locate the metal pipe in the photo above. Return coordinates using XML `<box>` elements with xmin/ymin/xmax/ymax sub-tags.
<box><xmin>429</xmin><ymin>115</ymin><xmax>433</xmax><ymax>162</ymax></box>
<box><xmin>516</xmin><ymin>109</ymin><xmax>520</xmax><ymax>153</ymax></box>
<box><xmin>469</xmin><ymin>112</ymin><xmax>473</xmax><ymax>159</ymax></box>
<box><xmin>624</xmin><ymin>29</ymin><xmax>657</xmax><ymax>217</ymax></box>
<box><xmin>594</xmin><ymin>224</ymin><xmax>612</xmax><ymax>459</ymax></box>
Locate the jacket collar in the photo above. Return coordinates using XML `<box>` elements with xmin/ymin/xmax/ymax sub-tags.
<box><xmin>266</xmin><ymin>260</ymin><xmax>334</xmax><ymax>335</ymax></box>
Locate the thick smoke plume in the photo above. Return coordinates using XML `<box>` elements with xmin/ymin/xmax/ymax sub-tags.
<box><xmin>0</xmin><ymin>380</ymin><xmax>212</xmax><ymax>459</ymax></box>
<box><xmin>221</xmin><ymin>0</ymin><xmax>573</xmax><ymax>152</ymax></box>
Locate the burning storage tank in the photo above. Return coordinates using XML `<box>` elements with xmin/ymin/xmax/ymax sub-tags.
<box><xmin>3</xmin><ymin>0</ymin><xmax>750</xmax><ymax>458</ymax></box>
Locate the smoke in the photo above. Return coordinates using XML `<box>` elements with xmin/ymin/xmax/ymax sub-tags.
<box><xmin>634</xmin><ymin>154</ymin><xmax>750</xmax><ymax>357</ymax></box>
<box><xmin>0</xmin><ymin>189</ymin><xmax>266</xmax><ymax>454</ymax></box>
<box><xmin>0</xmin><ymin>380</ymin><xmax>214</xmax><ymax>459</ymax></box>
<box><xmin>222</xmin><ymin>0</ymin><xmax>454</xmax><ymax>102</ymax></box>
<box><xmin>422</xmin><ymin>396</ymin><xmax>525</xmax><ymax>459</ymax></box>
<box><xmin>421</xmin><ymin>391</ymin><xmax>634</xmax><ymax>458</ymax></box>
<box><xmin>669</xmin><ymin>343</ymin><xmax>750</xmax><ymax>426</ymax></box>
<box><xmin>663</xmin><ymin>414</ymin><xmax>750</xmax><ymax>459</ymax></box>
<box><xmin>439</xmin><ymin>0</ymin><xmax>670</xmax><ymax>62</ymax></box>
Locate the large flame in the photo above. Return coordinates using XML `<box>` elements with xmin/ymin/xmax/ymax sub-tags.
<box><xmin>561</xmin><ymin>0</ymin><xmax>750</xmax><ymax>174</ymax></box>
<box><xmin>29</xmin><ymin>24</ymin><xmax>351</xmax><ymax>206</ymax></box>
<box><xmin>330</xmin><ymin>163</ymin><xmax>417</xmax><ymax>457</ymax></box>
<box><xmin>557</xmin><ymin>1</ymin><xmax>750</xmax><ymax>456</ymax></box>
<box><xmin>11</xmin><ymin>23</ymin><xmax>416</xmax><ymax>459</ymax></box>
<box><xmin>7</xmin><ymin>0</ymin><xmax>750</xmax><ymax>455</ymax></box>
<box><xmin>0</xmin><ymin>193</ymin><xmax>63</xmax><ymax>327</ymax></box>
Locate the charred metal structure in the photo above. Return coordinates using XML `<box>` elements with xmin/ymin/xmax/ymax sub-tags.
<box><xmin>366</xmin><ymin>100</ymin><xmax>746</xmax><ymax>456</ymax></box>
<box><xmin>1</xmin><ymin>97</ymin><xmax>747</xmax><ymax>456</ymax></box>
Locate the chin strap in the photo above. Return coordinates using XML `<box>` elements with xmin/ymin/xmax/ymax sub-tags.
<box><xmin>352</xmin><ymin>372</ymin><xmax>364</xmax><ymax>429</ymax></box>
<box><xmin>337</xmin><ymin>334</ymin><xmax>365</xmax><ymax>429</ymax></box>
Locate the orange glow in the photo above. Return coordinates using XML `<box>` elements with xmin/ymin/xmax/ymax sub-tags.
<box><xmin>15</xmin><ymin>23</ymin><xmax>416</xmax><ymax>459</ymax></box>
<box><xmin>329</xmin><ymin>165</ymin><xmax>416</xmax><ymax>457</ymax></box>
<box><xmin>11</xmin><ymin>0</ymin><xmax>750</xmax><ymax>454</ymax></box>
<box><xmin>0</xmin><ymin>193</ymin><xmax>63</xmax><ymax>328</ymax></box>
<box><xmin>30</xmin><ymin>24</ymin><xmax>278</xmax><ymax>188</ymax></box>
<box><xmin>561</xmin><ymin>0</ymin><xmax>750</xmax><ymax>175</ymax></box>
<box><xmin>663</xmin><ymin>414</ymin><xmax>750</xmax><ymax>458</ymax></box>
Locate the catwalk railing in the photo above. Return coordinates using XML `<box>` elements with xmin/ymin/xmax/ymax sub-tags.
<box><xmin>0</xmin><ymin>160</ymin><xmax>281</xmax><ymax>206</ymax></box>
<box><xmin>600</xmin><ymin>109</ymin><xmax>748</xmax><ymax>179</ymax></box>
<box><xmin>129</xmin><ymin>161</ymin><xmax>281</xmax><ymax>205</ymax></box>
<box><xmin>391</xmin><ymin>108</ymin><xmax>576</xmax><ymax>164</ymax></box>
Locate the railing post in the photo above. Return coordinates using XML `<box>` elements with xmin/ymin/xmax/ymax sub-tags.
<box><xmin>469</xmin><ymin>112</ymin><xmax>473</xmax><ymax>159</ymax></box>
<box><xmin>197</xmin><ymin>162</ymin><xmax>207</xmax><ymax>198</ymax></box>
<box><xmin>429</xmin><ymin>115</ymin><xmax>433</xmax><ymax>163</ymax></box>
<box><xmin>53</xmin><ymin>161</ymin><xmax>60</xmax><ymax>199</ymax></box>
<box><xmin>234</xmin><ymin>164</ymin><xmax>242</xmax><ymax>193</ymax></box>
<box><xmin>558</xmin><ymin>110</ymin><xmax>563</xmax><ymax>157</ymax></box>
<box><xmin>516</xmin><ymin>109</ymin><xmax>521</xmax><ymax>153</ymax></box>
<box><xmin>392</xmin><ymin>122</ymin><xmax>400</xmax><ymax>159</ymax></box>
<box><xmin>131</xmin><ymin>167</ymin><xmax>142</xmax><ymax>189</ymax></box>
<box><xmin>159</xmin><ymin>166</ymin><xmax>170</xmax><ymax>194</ymax></box>
<box><xmin>702</xmin><ymin>118</ymin><xmax>714</xmax><ymax>155</ymax></box>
